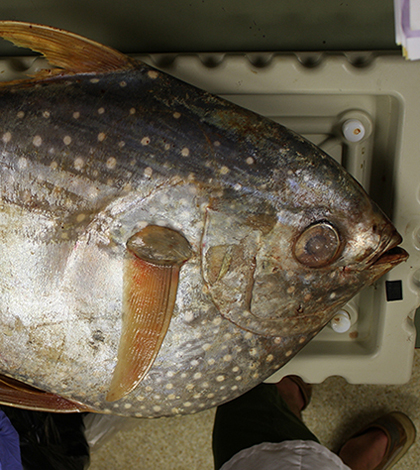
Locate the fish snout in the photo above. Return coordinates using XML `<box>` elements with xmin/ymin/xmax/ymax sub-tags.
<box><xmin>365</xmin><ymin>223</ymin><xmax>408</xmax><ymax>282</ymax></box>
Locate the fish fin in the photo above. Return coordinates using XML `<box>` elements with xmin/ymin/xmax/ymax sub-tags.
<box><xmin>106</xmin><ymin>226</ymin><xmax>192</xmax><ymax>402</ymax></box>
<box><xmin>0</xmin><ymin>21</ymin><xmax>134</xmax><ymax>73</ymax></box>
<box><xmin>0</xmin><ymin>375</ymin><xmax>93</xmax><ymax>413</ymax></box>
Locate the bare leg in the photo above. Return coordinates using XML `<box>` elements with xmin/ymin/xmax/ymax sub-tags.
<box><xmin>275</xmin><ymin>377</ymin><xmax>305</xmax><ymax>419</ymax></box>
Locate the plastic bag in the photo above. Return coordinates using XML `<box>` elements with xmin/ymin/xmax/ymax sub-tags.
<box><xmin>84</xmin><ymin>413</ymin><xmax>140</xmax><ymax>451</ymax></box>
<box><xmin>0</xmin><ymin>406</ymin><xmax>90</xmax><ymax>470</ymax></box>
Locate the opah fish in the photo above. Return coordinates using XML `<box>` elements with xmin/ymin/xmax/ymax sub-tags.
<box><xmin>0</xmin><ymin>22</ymin><xmax>408</xmax><ymax>417</ymax></box>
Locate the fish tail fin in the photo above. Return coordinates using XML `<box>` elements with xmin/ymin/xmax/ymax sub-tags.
<box><xmin>0</xmin><ymin>21</ymin><xmax>135</xmax><ymax>73</ymax></box>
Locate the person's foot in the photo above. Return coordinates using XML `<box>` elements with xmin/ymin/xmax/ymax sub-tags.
<box><xmin>338</xmin><ymin>412</ymin><xmax>416</xmax><ymax>470</ymax></box>
<box><xmin>275</xmin><ymin>376</ymin><xmax>311</xmax><ymax>419</ymax></box>
<box><xmin>339</xmin><ymin>428</ymin><xmax>388</xmax><ymax>470</ymax></box>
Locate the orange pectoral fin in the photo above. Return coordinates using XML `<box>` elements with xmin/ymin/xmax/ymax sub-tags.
<box><xmin>106</xmin><ymin>225</ymin><xmax>192</xmax><ymax>402</ymax></box>
<box><xmin>0</xmin><ymin>375</ymin><xmax>93</xmax><ymax>413</ymax></box>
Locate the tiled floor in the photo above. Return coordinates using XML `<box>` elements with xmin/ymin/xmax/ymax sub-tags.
<box><xmin>89</xmin><ymin>349</ymin><xmax>420</xmax><ymax>469</ymax></box>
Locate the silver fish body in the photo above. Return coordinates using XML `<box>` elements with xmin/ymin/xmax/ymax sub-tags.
<box><xmin>0</xmin><ymin>23</ymin><xmax>408</xmax><ymax>417</ymax></box>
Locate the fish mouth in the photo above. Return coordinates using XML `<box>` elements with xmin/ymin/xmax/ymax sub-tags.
<box><xmin>367</xmin><ymin>234</ymin><xmax>409</xmax><ymax>282</ymax></box>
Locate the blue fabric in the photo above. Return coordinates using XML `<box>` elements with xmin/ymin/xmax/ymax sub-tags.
<box><xmin>0</xmin><ymin>410</ymin><xmax>22</xmax><ymax>470</ymax></box>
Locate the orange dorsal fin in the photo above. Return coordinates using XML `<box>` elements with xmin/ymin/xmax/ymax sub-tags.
<box><xmin>0</xmin><ymin>21</ymin><xmax>134</xmax><ymax>73</ymax></box>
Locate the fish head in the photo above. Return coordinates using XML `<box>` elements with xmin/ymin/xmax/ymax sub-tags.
<box><xmin>203</xmin><ymin>136</ymin><xmax>408</xmax><ymax>337</ymax></box>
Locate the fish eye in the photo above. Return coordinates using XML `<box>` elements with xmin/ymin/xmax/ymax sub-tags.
<box><xmin>294</xmin><ymin>222</ymin><xmax>341</xmax><ymax>268</ymax></box>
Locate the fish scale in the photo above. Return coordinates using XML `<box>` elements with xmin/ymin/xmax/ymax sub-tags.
<box><xmin>0</xmin><ymin>21</ymin><xmax>408</xmax><ymax>416</ymax></box>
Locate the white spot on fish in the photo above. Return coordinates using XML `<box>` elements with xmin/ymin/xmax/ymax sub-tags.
<box><xmin>207</xmin><ymin>393</ymin><xmax>215</xmax><ymax>399</ymax></box>
<box><xmin>220</xmin><ymin>166</ymin><xmax>230</xmax><ymax>175</ymax></box>
<box><xmin>235</xmin><ymin>376</ymin><xmax>243</xmax><ymax>381</ymax></box>
<box><xmin>266</xmin><ymin>354</ymin><xmax>274</xmax><ymax>362</ymax></box>
<box><xmin>33</xmin><ymin>135</ymin><xmax>42</xmax><ymax>147</ymax></box>
<box><xmin>63</xmin><ymin>136</ymin><xmax>72</xmax><ymax>146</ymax></box>
<box><xmin>17</xmin><ymin>111</ymin><xmax>25</xmax><ymax>119</ymax></box>
<box><xmin>90</xmin><ymin>78</ymin><xmax>100</xmax><ymax>84</ymax></box>
<box><xmin>153</xmin><ymin>405</ymin><xmax>161</xmax><ymax>412</ymax></box>
<box><xmin>144</xmin><ymin>167</ymin><xmax>153</xmax><ymax>178</ymax></box>
<box><xmin>208</xmin><ymin>358</ymin><xmax>216</xmax><ymax>365</ymax></box>
<box><xmin>184</xmin><ymin>402</ymin><xmax>192</xmax><ymax>407</ymax></box>
<box><xmin>50</xmin><ymin>161</ymin><xmax>58</xmax><ymax>170</ymax></box>
<box><xmin>18</xmin><ymin>157</ymin><xmax>27</xmax><ymax>169</ymax></box>
<box><xmin>165</xmin><ymin>383</ymin><xmax>174</xmax><ymax>390</ymax></box>
<box><xmin>214</xmin><ymin>141</ymin><xmax>221</xmax><ymax>147</ymax></box>
<box><xmin>120</xmin><ymin>81</ymin><xmax>127</xmax><ymax>87</ymax></box>
<box><xmin>191</xmin><ymin>359</ymin><xmax>199</xmax><ymax>367</ymax></box>
<box><xmin>181</xmin><ymin>147</ymin><xmax>190</xmax><ymax>157</ymax></box>
<box><xmin>186</xmin><ymin>384</ymin><xmax>194</xmax><ymax>391</ymax></box>
<box><xmin>124</xmin><ymin>403</ymin><xmax>132</xmax><ymax>409</ymax></box>
<box><xmin>223</xmin><ymin>355</ymin><xmax>232</xmax><ymax>362</ymax></box>
<box><xmin>274</xmin><ymin>337</ymin><xmax>282</xmax><ymax>344</ymax></box>
<box><xmin>285</xmin><ymin>350</ymin><xmax>293</xmax><ymax>357</ymax></box>
<box><xmin>42</xmin><ymin>111</ymin><xmax>50</xmax><ymax>118</ymax></box>
<box><xmin>74</xmin><ymin>157</ymin><xmax>84</xmax><ymax>170</ymax></box>
<box><xmin>202</xmin><ymin>343</ymin><xmax>211</xmax><ymax>351</ymax></box>
<box><xmin>76</xmin><ymin>214</ymin><xmax>86</xmax><ymax>222</ymax></box>
<box><xmin>129</xmin><ymin>108</ymin><xmax>136</xmax><ymax>115</ymax></box>
<box><xmin>194</xmin><ymin>372</ymin><xmax>202</xmax><ymax>379</ymax></box>
<box><xmin>173</xmin><ymin>112</ymin><xmax>181</xmax><ymax>119</ymax></box>
<box><xmin>2</xmin><ymin>132</ymin><xmax>11</xmax><ymax>143</ymax></box>
<box><xmin>216</xmin><ymin>375</ymin><xmax>225</xmax><ymax>382</ymax></box>
<box><xmin>234</xmin><ymin>183</ymin><xmax>242</xmax><ymax>191</ymax></box>
<box><xmin>246</xmin><ymin>157</ymin><xmax>254</xmax><ymax>165</ymax></box>
<box><xmin>168</xmin><ymin>394</ymin><xmax>176</xmax><ymax>400</ymax></box>
<box><xmin>88</xmin><ymin>186</ymin><xmax>99</xmax><ymax>199</ymax></box>
<box><xmin>249</xmin><ymin>348</ymin><xmax>257</xmax><ymax>356</ymax></box>
<box><xmin>164</xmin><ymin>143</ymin><xmax>171</xmax><ymax>150</ymax></box>
<box><xmin>106</xmin><ymin>157</ymin><xmax>117</xmax><ymax>169</ymax></box>
<box><xmin>287</xmin><ymin>286</ymin><xmax>295</xmax><ymax>294</ymax></box>
<box><xmin>148</xmin><ymin>70</ymin><xmax>159</xmax><ymax>79</ymax></box>
<box><xmin>244</xmin><ymin>332</ymin><xmax>253</xmax><ymax>340</ymax></box>
<box><xmin>98</xmin><ymin>132</ymin><xmax>106</xmax><ymax>142</ymax></box>
<box><xmin>212</xmin><ymin>317</ymin><xmax>222</xmax><ymax>326</ymax></box>
<box><xmin>141</xmin><ymin>137</ymin><xmax>151</xmax><ymax>146</ymax></box>
<box><xmin>98</xmin><ymin>107</ymin><xmax>105</xmax><ymax>115</ymax></box>
<box><xmin>73</xmin><ymin>112</ymin><xmax>80</xmax><ymax>119</ymax></box>
<box><xmin>330</xmin><ymin>292</ymin><xmax>337</xmax><ymax>299</ymax></box>
<box><xmin>223</xmin><ymin>333</ymin><xmax>232</xmax><ymax>340</ymax></box>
